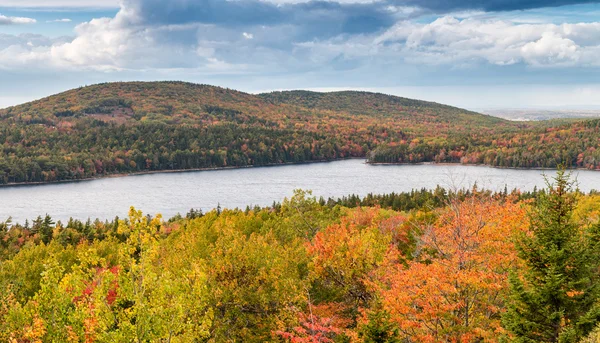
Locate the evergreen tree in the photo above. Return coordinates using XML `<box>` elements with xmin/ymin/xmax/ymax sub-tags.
<box><xmin>40</xmin><ymin>215</ymin><xmax>55</xmax><ymax>244</ymax></box>
<box><xmin>502</xmin><ymin>169</ymin><xmax>600</xmax><ymax>342</ymax></box>
<box><xmin>360</xmin><ymin>309</ymin><xmax>400</xmax><ymax>343</ymax></box>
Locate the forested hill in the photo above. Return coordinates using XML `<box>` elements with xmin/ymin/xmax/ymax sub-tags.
<box><xmin>260</xmin><ymin>90</ymin><xmax>505</xmax><ymax>126</ymax></box>
<box><xmin>0</xmin><ymin>82</ymin><xmax>271</xmax><ymax>125</ymax></box>
<box><xmin>0</xmin><ymin>81</ymin><xmax>599</xmax><ymax>185</ymax></box>
<box><xmin>1</xmin><ymin>81</ymin><xmax>503</xmax><ymax>128</ymax></box>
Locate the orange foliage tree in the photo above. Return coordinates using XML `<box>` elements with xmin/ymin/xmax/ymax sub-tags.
<box><xmin>375</xmin><ymin>196</ymin><xmax>528</xmax><ymax>342</ymax></box>
<box><xmin>308</xmin><ymin>207</ymin><xmax>407</xmax><ymax>312</ymax></box>
<box><xmin>302</xmin><ymin>207</ymin><xmax>409</xmax><ymax>342</ymax></box>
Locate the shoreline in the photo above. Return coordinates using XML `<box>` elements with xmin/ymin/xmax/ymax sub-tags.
<box><xmin>366</xmin><ymin>161</ymin><xmax>599</xmax><ymax>172</ymax></box>
<box><xmin>0</xmin><ymin>158</ymin><xmax>364</xmax><ymax>188</ymax></box>
<box><xmin>1</xmin><ymin>158</ymin><xmax>597</xmax><ymax>188</ymax></box>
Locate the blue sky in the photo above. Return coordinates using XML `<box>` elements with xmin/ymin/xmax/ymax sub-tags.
<box><xmin>1</xmin><ymin>0</ymin><xmax>600</xmax><ymax>110</ymax></box>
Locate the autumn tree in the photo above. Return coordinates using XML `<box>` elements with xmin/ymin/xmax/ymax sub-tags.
<box><xmin>108</xmin><ymin>207</ymin><xmax>212</xmax><ymax>342</ymax></box>
<box><xmin>502</xmin><ymin>170</ymin><xmax>600</xmax><ymax>343</ymax></box>
<box><xmin>275</xmin><ymin>295</ymin><xmax>345</xmax><ymax>343</ymax></box>
<box><xmin>205</xmin><ymin>226</ymin><xmax>306</xmax><ymax>342</ymax></box>
<box><xmin>377</xmin><ymin>196</ymin><xmax>528</xmax><ymax>342</ymax></box>
<box><xmin>309</xmin><ymin>207</ymin><xmax>404</xmax><ymax>320</ymax></box>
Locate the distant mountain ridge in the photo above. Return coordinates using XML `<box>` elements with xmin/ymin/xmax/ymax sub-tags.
<box><xmin>262</xmin><ymin>89</ymin><xmax>479</xmax><ymax>113</ymax></box>
<box><xmin>0</xmin><ymin>81</ymin><xmax>599</xmax><ymax>185</ymax></box>
<box><xmin>1</xmin><ymin>81</ymin><xmax>502</xmax><ymax>128</ymax></box>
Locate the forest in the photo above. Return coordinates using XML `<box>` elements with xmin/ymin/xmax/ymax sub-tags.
<box><xmin>3</xmin><ymin>171</ymin><xmax>600</xmax><ymax>342</ymax></box>
<box><xmin>1</xmin><ymin>81</ymin><xmax>599</xmax><ymax>185</ymax></box>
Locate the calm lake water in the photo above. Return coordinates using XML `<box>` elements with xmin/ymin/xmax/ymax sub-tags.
<box><xmin>1</xmin><ymin>159</ymin><xmax>599</xmax><ymax>224</ymax></box>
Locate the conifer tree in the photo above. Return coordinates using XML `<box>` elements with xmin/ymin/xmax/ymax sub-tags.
<box><xmin>502</xmin><ymin>169</ymin><xmax>600</xmax><ymax>343</ymax></box>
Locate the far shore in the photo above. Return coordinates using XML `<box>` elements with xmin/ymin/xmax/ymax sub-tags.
<box><xmin>0</xmin><ymin>157</ymin><xmax>363</xmax><ymax>188</ymax></box>
<box><xmin>1</xmin><ymin>158</ymin><xmax>597</xmax><ymax>188</ymax></box>
<box><xmin>367</xmin><ymin>161</ymin><xmax>599</xmax><ymax>172</ymax></box>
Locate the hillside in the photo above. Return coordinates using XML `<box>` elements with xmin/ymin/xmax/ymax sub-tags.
<box><xmin>1</xmin><ymin>82</ymin><xmax>510</xmax><ymax>134</ymax></box>
<box><xmin>0</xmin><ymin>82</ymin><xmax>274</xmax><ymax>125</ymax></box>
<box><xmin>260</xmin><ymin>90</ymin><xmax>505</xmax><ymax>126</ymax></box>
<box><xmin>0</xmin><ymin>81</ymin><xmax>599</xmax><ymax>185</ymax></box>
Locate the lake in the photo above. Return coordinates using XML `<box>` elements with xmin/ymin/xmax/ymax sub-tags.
<box><xmin>1</xmin><ymin>159</ymin><xmax>599</xmax><ymax>224</ymax></box>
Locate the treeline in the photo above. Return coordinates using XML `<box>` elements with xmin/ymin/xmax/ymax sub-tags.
<box><xmin>4</xmin><ymin>176</ymin><xmax>600</xmax><ymax>342</ymax></box>
<box><xmin>367</xmin><ymin>119</ymin><xmax>600</xmax><ymax>169</ymax></box>
<box><xmin>268</xmin><ymin>185</ymin><xmax>541</xmax><ymax>213</ymax></box>
<box><xmin>0</xmin><ymin>122</ymin><xmax>360</xmax><ymax>184</ymax></box>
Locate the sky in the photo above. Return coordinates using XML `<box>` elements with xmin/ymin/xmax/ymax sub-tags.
<box><xmin>1</xmin><ymin>0</ymin><xmax>600</xmax><ymax>110</ymax></box>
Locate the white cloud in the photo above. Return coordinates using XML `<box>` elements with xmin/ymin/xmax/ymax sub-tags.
<box><xmin>47</xmin><ymin>18</ymin><xmax>72</xmax><ymax>23</ymax></box>
<box><xmin>375</xmin><ymin>17</ymin><xmax>600</xmax><ymax>67</ymax></box>
<box><xmin>0</xmin><ymin>33</ymin><xmax>70</xmax><ymax>48</ymax></box>
<box><xmin>521</xmin><ymin>32</ymin><xmax>580</xmax><ymax>66</ymax></box>
<box><xmin>0</xmin><ymin>10</ymin><xmax>250</xmax><ymax>73</ymax></box>
<box><xmin>0</xmin><ymin>0</ymin><xmax>119</xmax><ymax>7</ymax></box>
<box><xmin>0</xmin><ymin>4</ymin><xmax>282</xmax><ymax>72</ymax></box>
<box><xmin>0</xmin><ymin>14</ymin><xmax>37</xmax><ymax>25</ymax></box>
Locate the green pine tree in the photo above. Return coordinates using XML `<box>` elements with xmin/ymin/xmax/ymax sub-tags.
<box><xmin>359</xmin><ymin>308</ymin><xmax>400</xmax><ymax>343</ymax></box>
<box><xmin>502</xmin><ymin>169</ymin><xmax>600</xmax><ymax>343</ymax></box>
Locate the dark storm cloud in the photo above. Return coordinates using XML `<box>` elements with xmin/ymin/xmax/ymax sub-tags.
<box><xmin>116</xmin><ymin>0</ymin><xmax>600</xmax><ymax>48</ymax></box>
<box><xmin>124</xmin><ymin>0</ymin><xmax>600</xmax><ymax>29</ymax></box>
<box><xmin>123</xmin><ymin>0</ymin><xmax>398</xmax><ymax>40</ymax></box>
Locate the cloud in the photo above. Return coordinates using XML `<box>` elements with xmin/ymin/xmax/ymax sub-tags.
<box><xmin>0</xmin><ymin>0</ymin><xmax>119</xmax><ymax>7</ymax></box>
<box><xmin>0</xmin><ymin>33</ymin><xmax>71</xmax><ymax>70</ymax></box>
<box><xmin>47</xmin><ymin>19</ymin><xmax>73</xmax><ymax>23</ymax></box>
<box><xmin>521</xmin><ymin>32</ymin><xmax>581</xmax><ymax>66</ymax></box>
<box><xmin>390</xmin><ymin>0</ymin><xmax>600</xmax><ymax>12</ymax></box>
<box><xmin>122</xmin><ymin>0</ymin><xmax>400</xmax><ymax>37</ymax></box>
<box><xmin>1</xmin><ymin>0</ymin><xmax>600</xmax><ymax>74</ymax></box>
<box><xmin>375</xmin><ymin>17</ymin><xmax>600</xmax><ymax>67</ymax></box>
<box><xmin>0</xmin><ymin>14</ymin><xmax>37</xmax><ymax>25</ymax></box>
<box><xmin>3</xmin><ymin>0</ymin><xmax>599</xmax><ymax>12</ymax></box>
<box><xmin>0</xmin><ymin>33</ymin><xmax>68</xmax><ymax>49</ymax></box>
<box><xmin>0</xmin><ymin>0</ymin><xmax>405</xmax><ymax>71</ymax></box>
